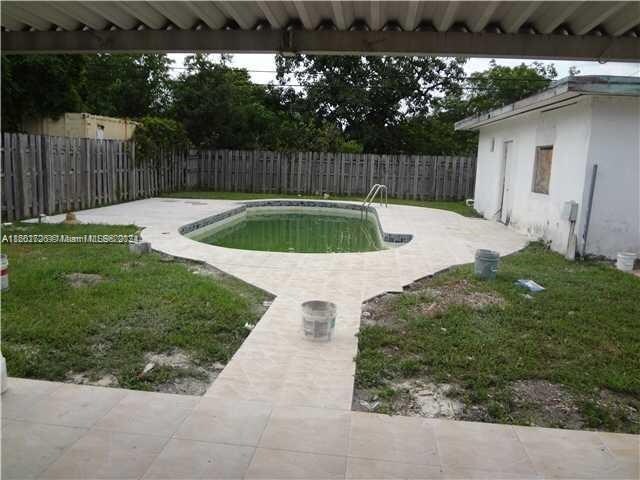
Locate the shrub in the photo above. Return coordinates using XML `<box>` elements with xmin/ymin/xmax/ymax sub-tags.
<box><xmin>132</xmin><ymin>116</ymin><xmax>189</xmax><ymax>163</ymax></box>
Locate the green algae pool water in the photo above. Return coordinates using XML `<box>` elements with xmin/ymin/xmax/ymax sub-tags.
<box><xmin>195</xmin><ymin>210</ymin><xmax>384</xmax><ymax>253</ymax></box>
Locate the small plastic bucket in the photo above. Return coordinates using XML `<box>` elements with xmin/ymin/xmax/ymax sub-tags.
<box><xmin>616</xmin><ymin>252</ymin><xmax>637</xmax><ymax>272</ymax></box>
<box><xmin>302</xmin><ymin>300</ymin><xmax>337</xmax><ymax>342</ymax></box>
<box><xmin>474</xmin><ymin>249</ymin><xmax>500</xmax><ymax>280</ymax></box>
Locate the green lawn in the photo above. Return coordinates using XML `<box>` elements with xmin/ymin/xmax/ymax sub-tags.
<box><xmin>161</xmin><ymin>190</ymin><xmax>480</xmax><ymax>217</ymax></box>
<box><xmin>1</xmin><ymin>222</ymin><xmax>270</xmax><ymax>393</ymax></box>
<box><xmin>356</xmin><ymin>243</ymin><xmax>640</xmax><ymax>433</ymax></box>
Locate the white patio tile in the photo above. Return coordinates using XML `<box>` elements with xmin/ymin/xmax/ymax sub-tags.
<box><xmin>174</xmin><ymin>397</ymin><xmax>271</xmax><ymax>446</ymax></box>
<box><xmin>17</xmin><ymin>384</ymin><xmax>126</xmax><ymax>428</ymax></box>
<box><xmin>1</xmin><ymin>420</ymin><xmax>87</xmax><ymax>480</ymax></box>
<box><xmin>259</xmin><ymin>406</ymin><xmax>351</xmax><ymax>456</ymax></box>
<box><xmin>516</xmin><ymin>426</ymin><xmax>638</xmax><ymax>479</ymax></box>
<box><xmin>435</xmin><ymin>420</ymin><xmax>538</xmax><ymax>476</ymax></box>
<box><xmin>349</xmin><ymin>412</ymin><xmax>440</xmax><ymax>466</ymax></box>
<box><xmin>204</xmin><ymin>377</ymin><xmax>282</xmax><ymax>403</ymax></box>
<box><xmin>40</xmin><ymin>429</ymin><xmax>166</xmax><ymax>479</ymax></box>
<box><xmin>142</xmin><ymin>438</ymin><xmax>254</xmax><ymax>479</ymax></box>
<box><xmin>346</xmin><ymin>457</ymin><xmax>444</xmax><ymax>479</ymax></box>
<box><xmin>93</xmin><ymin>390</ymin><xmax>199</xmax><ymax>437</ymax></box>
<box><xmin>246</xmin><ymin>448</ymin><xmax>347</xmax><ymax>479</ymax></box>
<box><xmin>1</xmin><ymin>378</ymin><xmax>63</xmax><ymax>420</ymax></box>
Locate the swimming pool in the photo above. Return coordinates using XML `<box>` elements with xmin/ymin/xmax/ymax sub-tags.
<box><xmin>181</xmin><ymin>201</ymin><xmax>412</xmax><ymax>254</ymax></box>
<box><xmin>192</xmin><ymin>209</ymin><xmax>383</xmax><ymax>253</ymax></box>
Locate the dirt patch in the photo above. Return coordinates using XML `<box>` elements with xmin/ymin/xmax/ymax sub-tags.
<box><xmin>140</xmin><ymin>349</ymin><xmax>226</xmax><ymax>396</ymax></box>
<box><xmin>400</xmin><ymin>380</ymin><xmax>464</xmax><ymax>418</ymax></box>
<box><xmin>66</xmin><ymin>273</ymin><xmax>104</xmax><ymax>288</ymax></box>
<box><xmin>414</xmin><ymin>279</ymin><xmax>504</xmax><ymax>318</ymax></box>
<box><xmin>353</xmin><ymin>379</ymin><xmax>463</xmax><ymax>419</ymax></box>
<box><xmin>357</xmin><ymin>377</ymin><xmax>640</xmax><ymax>432</ymax></box>
<box><xmin>509</xmin><ymin>380</ymin><xmax>584</xmax><ymax>429</ymax></box>
<box><xmin>362</xmin><ymin>279</ymin><xmax>504</xmax><ymax>327</ymax></box>
<box><xmin>156</xmin><ymin>373</ymin><xmax>218</xmax><ymax>396</ymax></box>
<box><xmin>64</xmin><ymin>349</ymin><xmax>228</xmax><ymax>395</ymax></box>
<box><xmin>585</xmin><ymin>389</ymin><xmax>640</xmax><ymax>430</ymax></box>
<box><xmin>67</xmin><ymin>372</ymin><xmax>119</xmax><ymax>388</ymax></box>
<box><xmin>145</xmin><ymin>350</ymin><xmax>193</xmax><ymax>369</ymax></box>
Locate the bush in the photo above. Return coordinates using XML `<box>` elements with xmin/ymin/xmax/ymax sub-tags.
<box><xmin>132</xmin><ymin>116</ymin><xmax>190</xmax><ymax>163</ymax></box>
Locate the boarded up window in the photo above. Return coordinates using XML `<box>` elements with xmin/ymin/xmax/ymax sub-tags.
<box><xmin>532</xmin><ymin>146</ymin><xmax>553</xmax><ymax>194</ymax></box>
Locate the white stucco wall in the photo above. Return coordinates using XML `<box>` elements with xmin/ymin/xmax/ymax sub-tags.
<box><xmin>580</xmin><ymin>96</ymin><xmax>640</xmax><ymax>258</ymax></box>
<box><xmin>474</xmin><ymin>98</ymin><xmax>592</xmax><ymax>255</ymax></box>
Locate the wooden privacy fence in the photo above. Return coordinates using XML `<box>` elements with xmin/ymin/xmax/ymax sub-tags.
<box><xmin>1</xmin><ymin>133</ymin><xmax>476</xmax><ymax>221</ymax></box>
<box><xmin>1</xmin><ymin>133</ymin><xmax>197</xmax><ymax>221</ymax></box>
<box><xmin>196</xmin><ymin>150</ymin><xmax>476</xmax><ymax>200</ymax></box>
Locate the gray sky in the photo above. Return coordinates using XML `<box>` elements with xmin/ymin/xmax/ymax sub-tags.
<box><xmin>168</xmin><ymin>53</ymin><xmax>640</xmax><ymax>84</ymax></box>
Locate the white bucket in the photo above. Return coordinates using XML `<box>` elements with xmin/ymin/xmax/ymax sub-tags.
<box><xmin>1</xmin><ymin>254</ymin><xmax>8</xmax><ymax>291</ymax></box>
<box><xmin>302</xmin><ymin>300</ymin><xmax>337</xmax><ymax>342</ymax></box>
<box><xmin>616</xmin><ymin>252</ymin><xmax>637</xmax><ymax>272</ymax></box>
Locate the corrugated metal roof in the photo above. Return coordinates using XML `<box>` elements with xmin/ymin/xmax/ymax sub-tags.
<box><xmin>2</xmin><ymin>1</ymin><xmax>638</xmax><ymax>37</ymax></box>
<box><xmin>455</xmin><ymin>75</ymin><xmax>640</xmax><ymax>130</ymax></box>
<box><xmin>2</xmin><ymin>2</ymin><xmax>639</xmax><ymax>60</ymax></box>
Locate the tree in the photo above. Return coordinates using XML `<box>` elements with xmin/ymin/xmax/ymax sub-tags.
<box><xmin>82</xmin><ymin>54</ymin><xmax>173</xmax><ymax>118</ymax></box>
<box><xmin>260</xmin><ymin>86</ymin><xmax>362</xmax><ymax>152</ymax></box>
<box><xmin>394</xmin><ymin>97</ymin><xmax>478</xmax><ymax>156</ymax></box>
<box><xmin>275</xmin><ymin>55</ymin><xmax>467</xmax><ymax>152</ymax></box>
<box><xmin>171</xmin><ymin>54</ymin><xmax>279</xmax><ymax>149</ymax></box>
<box><xmin>464</xmin><ymin>60</ymin><xmax>558</xmax><ymax>114</ymax></box>
<box><xmin>1</xmin><ymin>55</ymin><xmax>86</xmax><ymax>131</ymax></box>
<box><xmin>388</xmin><ymin>60</ymin><xmax>559</xmax><ymax>156</ymax></box>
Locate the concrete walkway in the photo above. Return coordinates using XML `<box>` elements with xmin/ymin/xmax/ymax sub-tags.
<box><xmin>2</xmin><ymin>198</ymin><xmax>638</xmax><ymax>479</ymax></box>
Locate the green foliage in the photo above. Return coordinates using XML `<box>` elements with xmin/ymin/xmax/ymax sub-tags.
<box><xmin>82</xmin><ymin>54</ymin><xmax>173</xmax><ymax>118</ymax></box>
<box><xmin>1</xmin><ymin>53</ymin><xmax>173</xmax><ymax>131</ymax></box>
<box><xmin>132</xmin><ymin>116</ymin><xmax>190</xmax><ymax>163</ymax></box>
<box><xmin>275</xmin><ymin>55</ymin><xmax>467</xmax><ymax>153</ymax></box>
<box><xmin>465</xmin><ymin>60</ymin><xmax>558</xmax><ymax>114</ymax></box>
<box><xmin>2</xmin><ymin>53</ymin><xmax>564</xmax><ymax>157</ymax></box>
<box><xmin>171</xmin><ymin>54</ymin><xmax>278</xmax><ymax>149</ymax></box>
<box><xmin>1</xmin><ymin>55</ymin><xmax>86</xmax><ymax>131</ymax></box>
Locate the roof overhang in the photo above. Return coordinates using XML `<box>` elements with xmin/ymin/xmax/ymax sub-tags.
<box><xmin>455</xmin><ymin>75</ymin><xmax>640</xmax><ymax>131</ymax></box>
<box><xmin>1</xmin><ymin>1</ymin><xmax>639</xmax><ymax>61</ymax></box>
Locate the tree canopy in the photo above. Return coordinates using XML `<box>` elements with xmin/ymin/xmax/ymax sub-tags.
<box><xmin>1</xmin><ymin>53</ymin><xmax>173</xmax><ymax>131</ymax></box>
<box><xmin>275</xmin><ymin>55</ymin><xmax>467</xmax><ymax>153</ymax></box>
<box><xmin>82</xmin><ymin>54</ymin><xmax>173</xmax><ymax>118</ymax></box>
<box><xmin>2</xmin><ymin>53</ymin><xmax>563</xmax><ymax>155</ymax></box>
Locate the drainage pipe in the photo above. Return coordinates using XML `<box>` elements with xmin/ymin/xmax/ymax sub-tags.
<box><xmin>582</xmin><ymin>164</ymin><xmax>598</xmax><ymax>258</ymax></box>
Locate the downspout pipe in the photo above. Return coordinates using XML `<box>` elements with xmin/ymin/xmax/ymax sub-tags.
<box><xmin>581</xmin><ymin>164</ymin><xmax>598</xmax><ymax>257</ymax></box>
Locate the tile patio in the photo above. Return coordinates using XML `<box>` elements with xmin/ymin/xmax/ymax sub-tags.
<box><xmin>2</xmin><ymin>198</ymin><xmax>637</xmax><ymax>479</ymax></box>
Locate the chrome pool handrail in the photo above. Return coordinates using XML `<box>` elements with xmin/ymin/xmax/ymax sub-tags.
<box><xmin>362</xmin><ymin>184</ymin><xmax>388</xmax><ymax>215</ymax></box>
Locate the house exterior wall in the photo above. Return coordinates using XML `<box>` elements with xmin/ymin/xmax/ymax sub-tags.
<box><xmin>474</xmin><ymin>94</ymin><xmax>639</xmax><ymax>259</ymax></box>
<box><xmin>474</xmin><ymin>98</ymin><xmax>592</xmax><ymax>255</ymax></box>
<box><xmin>580</xmin><ymin>96</ymin><xmax>640</xmax><ymax>258</ymax></box>
<box><xmin>23</xmin><ymin>113</ymin><xmax>138</xmax><ymax>140</ymax></box>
